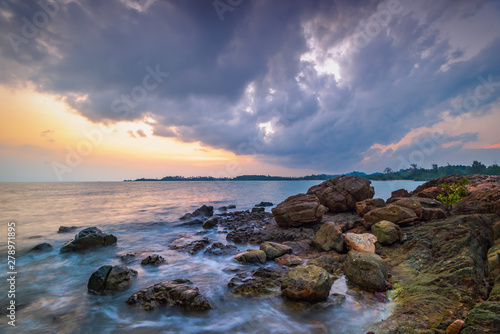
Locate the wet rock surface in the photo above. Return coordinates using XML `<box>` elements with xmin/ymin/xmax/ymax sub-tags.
<box><xmin>168</xmin><ymin>236</ymin><xmax>211</xmax><ymax>255</ymax></box>
<box><xmin>259</xmin><ymin>241</ymin><xmax>292</xmax><ymax>260</ymax></box>
<box><xmin>58</xmin><ymin>226</ymin><xmax>79</xmax><ymax>233</ymax></box>
<box><xmin>141</xmin><ymin>254</ymin><xmax>166</xmax><ymax>266</ymax></box>
<box><xmin>234</xmin><ymin>250</ymin><xmax>267</xmax><ymax>264</ymax></box>
<box><xmin>281</xmin><ymin>265</ymin><xmax>333</xmax><ymax>302</ymax></box>
<box><xmin>60</xmin><ymin>227</ymin><xmax>117</xmax><ymax>253</ymax></box>
<box><xmin>88</xmin><ymin>265</ymin><xmax>137</xmax><ymax>294</ymax></box>
<box><xmin>274</xmin><ymin>254</ymin><xmax>304</xmax><ymax>266</ymax></box>
<box><xmin>126</xmin><ymin>278</ymin><xmax>212</xmax><ymax>312</ymax></box>
<box><xmin>204</xmin><ymin>242</ymin><xmax>239</xmax><ymax>256</ymax></box>
<box><xmin>29</xmin><ymin>242</ymin><xmax>53</xmax><ymax>252</ymax></box>
<box><xmin>228</xmin><ymin>267</ymin><xmax>289</xmax><ymax>297</ymax></box>
<box><xmin>344</xmin><ymin>251</ymin><xmax>387</xmax><ymax>292</ymax></box>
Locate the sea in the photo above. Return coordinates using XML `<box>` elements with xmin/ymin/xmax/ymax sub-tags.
<box><xmin>0</xmin><ymin>180</ymin><xmax>424</xmax><ymax>333</ymax></box>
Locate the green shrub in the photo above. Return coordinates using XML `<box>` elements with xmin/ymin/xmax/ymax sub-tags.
<box><xmin>437</xmin><ymin>178</ymin><xmax>469</xmax><ymax>209</ymax></box>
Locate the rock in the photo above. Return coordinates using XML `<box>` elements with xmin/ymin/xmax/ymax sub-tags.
<box><xmin>251</xmin><ymin>207</ymin><xmax>265</xmax><ymax>213</ymax></box>
<box><xmin>228</xmin><ymin>205</ymin><xmax>237</xmax><ymax>209</ymax></box>
<box><xmin>272</xmin><ymin>193</ymin><xmax>328</xmax><ymax>228</ymax></box>
<box><xmin>275</xmin><ymin>254</ymin><xmax>303</xmax><ymax>266</ymax></box>
<box><xmin>371</xmin><ymin>220</ymin><xmax>401</xmax><ymax>245</ymax></box>
<box><xmin>307</xmin><ymin>252</ymin><xmax>346</xmax><ymax>275</ymax></box>
<box><xmin>234</xmin><ymin>250</ymin><xmax>266</xmax><ymax>264</ymax></box>
<box><xmin>389</xmin><ymin>188</ymin><xmax>410</xmax><ymax>201</ymax></box>
<box><xmin>168</xmin><ymin>237</ymin><xmax>210</xmax><ymax>255</ymax></box>
<box><xmin>179</xmin><ymin>218</ymin><xmax>204</xmax><ymax>226</ymax></box>
<box><xmin>29</xmin><ymin>242</ymin><xmax>52</xmax><ymax>252</ymax></box>
<box><xmin>126</xmin><ymin>278</ymin><xmax>212</xmax><ymax>312</ymax></box>
<box><xmin>229</xmin><ymin>267</ymin><xmax>289</xmax><ymax>297</ymax></box>
<box><xmin>282</xmin><ymin>240</ymin><xmax>313</xmax><ymax>254</ymax></box>
<box><xmin>120</xmin><ymin>252</ymin><xmax>136</xmax><ymax>264</ymax></box>
<box><xmin>255</xmin><ymin>201</ymin><xmax>273</xmax><ymax>207</ymax></box>
<box><xmin>283</xmin><ymin>293</ymin><xmax>346</xmax><ymax>313</ymax></box>
<box><xmin>392</xmin><ymin>198</ymin><xmax>423</xmax><ymax>219</ymax></box>
<box><xmin>88</xmin><ymin>265</ymin><xmax>137</xmax><ymax>294</ymax></box>
<box><xmin>344</xmin><ymin>251</ymin><xmax>387</xmax><ymax>292</ymax></box>
<box><xmin>307</xmin><ymin>175</ymin><xmax>375</xmax><ymax>213</ymax></box>
<box><xmin>204</xmin><ymin>242</ymin><xmax>238</xmax><ymax>256</ymax></box>
<box><xmin>416</xmin><ymin>186</ymin><xmax>446</xmax><ymax>200</ymax></box>
<box><xmin>141</xmin><ymin>254</ymin><xmax>166</xmax><ymax>266</ymax></box>
<box><xmin>344</xmin><ymin>233</ymin><xmax>377</xmax><ymax>253</ymax></box>
<box><xmin>312</xmin><ymin>222</ymin><xmax>344</xmax><ymax>252</ymax></box>
<box><xmin>371</xmin><ymin>214</ymin><xmax>498</xmax><ymax>332</ymax></box>
<box><xmin>323</xmin><ymin>212</ymin><xmax>363</xmax><ymax>232</ymax></box>
<box><xmin>453</xmin><ymin>177</ymin><xmax>500</xmax><ymax>216</ymax></box>
<box><xmin>493</xmin><ymin>220</ymin><xmax>500</xmax><ymax>241</ymax></box>
<box><xmin>60</xmin><ymin>227</ymin><xmax>117</xmax><ymax>253</ymax></box>
<box><xmin>260</xmin><ymin>241</ymin><xmax>292</xmax><ymax>260</ymax></box>
<box><xmin>446</xmin><ymin>319</ymin><xmax>464</xmax><ymax>334</ymax></box>
<box><xmin>487</xmin><ymin>239</ymin><xmax>500</xmax><ymax>276</ymax></box>
<box><xmin>355</xmin><ymin>198</ymin><xmax>386</xmax><ymax>216</ymax></box>
<box><xmin>202</xmin><ymin>216</ymin><xmax>221</xmax><ymax>229</ymax></box>
<box><xmin>363</xmin><ymin>204</ymin><xmax>418</xmax><ymax>227</ymax></box>
<box><xmin>281</xmin><ymin>265</ymin><xmax>333</xmax><ymax>302</ymax></box>
<box><xmin>57</xmin><ymin>226</ymin><xmax>79</xmax><ymax>233</ymax></box>
<box><xmin>192</xmin><ymin>205</ymin><xmax>214</xmax><ymax>217</ymax></box>
<box><xmin>218</xmin><ymin>206</ymin><xmax>228</xmax><ymax>211</ymax></box>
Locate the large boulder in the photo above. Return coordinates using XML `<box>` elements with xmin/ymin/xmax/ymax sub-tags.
<box><xmin>390</xmin><ymin>197</ymin><xmax>447</xmax><ymax>221</ymax></box>
<box><xmin>355</xmin><ymin>198</ymin><xmax>386</xmax><ymax>216</ymax></box>
<box><xmin>126</xmin><ymin>278</ymin><xmax>211</xmax><ymax>312</ymax></box>
<box><xmin>344</xmin><ymin>233</ymin><xmax>377</xmax><ymax>253</ymax></box>
<box><xmin>371</xmin><ymin>220</ymin><xmax>401</xmax><ymax>245</ymax></box>
<box><xmin>272</xmin><ymin>194</ymin><xmax>328</xmax><ymax>228</ymax></box>
<box><xmin>60</xmin><ymin>227</ymin><xmax>117</xmax><ymax>253</ymax></box>
<box><xmin>344</xmin><ymin>251</ymin><xmax>387</xmax><ymax>292</ymax></box>
<box><xmin>281</xmin><ymin>265</ymin><xmax>333</xmax><ymax>301</ymax></box>
<box><xmin>234</xmin><ymin>250</ymin><xmax>267</xmax><ymax>264</ymax></box>
<box><xmin>312</xmin><ymin>222</ymin><xmax>344</xmax><ymax>252</ymax></box>
<box><xmin>363</xmin><ymin>204</ymin><xmax>419</xmax><ymax>227</ymax></box>
<box><xmin>88</xmin><ymin>265</ymin><xmax>137</xmax><ymax>294</ymax></box>
<box><xmin>307</xmin><ymin>175</ymin><xmax>375</xmax><ymax>213</ymax></box>
<box><xmin>259</xmin><ymin>242</ymin><xmax>292</xmax><ymax>260</ymax></box>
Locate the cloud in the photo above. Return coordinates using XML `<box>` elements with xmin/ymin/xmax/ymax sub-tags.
<box><xmin>40</xmin><ymin>129</ymin><xmax>55</xmax><ymax>142</ymax></box>
<box><xmin>1</xmin><ymin>0</ymin><xmax>500</xmax><ymax>173</ymax></box>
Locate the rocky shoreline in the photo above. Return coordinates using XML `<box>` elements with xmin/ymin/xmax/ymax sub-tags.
<box><xmin>32</xmin><ymin>174</ymin><xmax>500</xmax><ymax>333</ymax></box>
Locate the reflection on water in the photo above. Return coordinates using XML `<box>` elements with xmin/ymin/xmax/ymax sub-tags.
<box><xmin>0</xmin><ymin>180</ymin><xmax>423</xmax><ymax>333</ymax></box>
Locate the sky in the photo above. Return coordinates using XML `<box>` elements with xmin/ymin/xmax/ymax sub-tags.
<box><xmin>0</xmin><ymin>0</ymin><xmax>499</xmax><ymax>182</ymax></box>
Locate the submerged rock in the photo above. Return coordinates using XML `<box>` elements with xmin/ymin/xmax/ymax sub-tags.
<box><xmin>344</xmin><ymin>251</ymin><xmax>387</xmax><ymax>292</ymax></box>
<box><xmin>168</xmin><ymin>237</ymin><xmax>211</xmax><ymax>255</ymax></box>
<box><xmin>283</xmin><ymin>293</ymin><xmax>346</xmax><ymax>312</ymax></box>
<box><xmin>344</xmin><ymin>233</ymin><xmax>377</xmax><ymax>253</ymax></box>
<box><xmin>141</xmin><ymin>254</ymin><xmax>166</xmax><ymax>266</ymax></box>
<box><xmin>126</xmin><ymin>278</ymin><xmax>212</xmax><ymax>312</ymax></box>
<box><xmin>204</xmin><ymin>242</ymin><xmax>238</xmax><ymax>256</ymax></box>
<box><xmin>307</xmin><ymin>175</ymin><xmax>375</xmax><ymax>213</ymax></box>
<box><xmin>312</xmin><ymin>222</ymin><xmax>344</xmax><ymax>252</ymax></box>
<box><xmin>281</xmin><ymin>265</ymin><xmax>333</xmax><ymax>302</ymax></box>
<box><xmin>60</xmin><ymin>227</ymin><xmax>117</xmax><ymax>253</ymax></box>
<box><xmin>234</xmin><ymin>250</ymin><xmax>266</xmax><ymax>264</ymax></box>
<box><xmin>371</xmin><ymin>220</ymin><xmax>401</xmax><ymax>245</ymax></box>
<box><xmin>272</xmin><ymin>193</ymin><xmax>328</xmax><ymax>228</ymax></box>
<box><xmin>88</xmin><ymin>265</ymin><xmax>137</xmax><ymax>294</ymax></box>
<box><xmin>259</xmin><ymin>241</ymin><xmax>292</xmax><ymax>260</ymax></box>
<box><xmin>251</xmin><ymin>207</ymin><xmax>265</xmax><ymax>213</ymax></box>
<box><xmin>180</xmin><ymin>205</ymin><xmax>214</xmax><ymax>220</ymax></box>
<box><xmin>202</xmin><ymin>216</ymin><xmax>221</xmax><ymax>229</ymax></box>
<box><xmin>255</xmin><ymin>202</ymin><xmax>273</xmax><ymax>207</ymax></box>
<box><xmin>57</xmin><ymin>226</ymin><xmax>79</xmax><ymax>233</ymax></box>
<box><xmin>29</xmin><ymin>242</ymin><xmax>52</xmax><ymax>252</ymax></box>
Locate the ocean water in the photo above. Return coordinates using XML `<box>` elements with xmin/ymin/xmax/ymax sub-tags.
<box><xmin>0</xmin><ymin>180</ymin><xmax>423</xmax><ymax>333</ymax></box>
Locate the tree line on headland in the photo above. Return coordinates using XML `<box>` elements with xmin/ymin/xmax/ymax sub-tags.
<box><xmin>127</xmin><ymin>161</ymin><xmax>500</xmax><ymax>182</ymax></box>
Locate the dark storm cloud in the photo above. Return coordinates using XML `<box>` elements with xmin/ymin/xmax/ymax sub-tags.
<box><xmin>1</xmin><ymin>0</ymin><xmax>499</xmax><ymax>172</ymax></box>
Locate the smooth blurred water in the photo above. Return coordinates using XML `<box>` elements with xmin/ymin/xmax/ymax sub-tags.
<box><xmin>0</xmin><ymin>180</ymin><xmax>423</xmax><ymax>333</ymax></box>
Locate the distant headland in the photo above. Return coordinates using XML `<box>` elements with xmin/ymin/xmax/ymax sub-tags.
<box><xmin>125</xmin><ymin>161</ymin><xmax>500</xmax><ymax>182</ymax></box>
